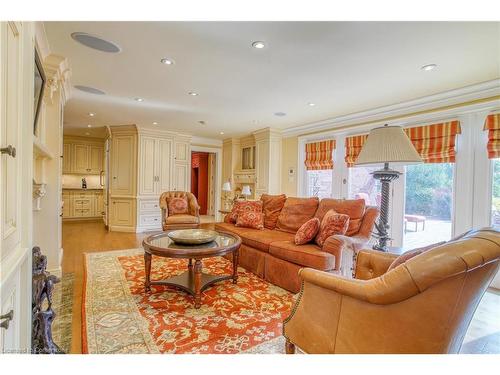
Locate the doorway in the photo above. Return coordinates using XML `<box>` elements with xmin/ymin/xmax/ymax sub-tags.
<box><xmin>191</xmin><ymin>151</ymin><xmax>216</xmax><ymax>222</ymax></box>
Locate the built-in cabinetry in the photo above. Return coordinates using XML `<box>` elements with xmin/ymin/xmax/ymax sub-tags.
<box><xmin>62</xmin><ymin>190</ymin><xmax>104</xmax><ymax>219</ymax></box>
<box><xmin>63</xmin><ymin>136</ymin><xmax>103</xmax><ymax>175</ymax></box>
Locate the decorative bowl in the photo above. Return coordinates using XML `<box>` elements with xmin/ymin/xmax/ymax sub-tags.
<box><xmin>167</xmin><ymin>229</ymin><xmax>218</xmax><ymax>245</ymax></box>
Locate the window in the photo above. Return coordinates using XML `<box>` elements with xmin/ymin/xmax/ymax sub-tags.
<box><xmin>306</xmin><ymin>170</ymin><xmax>332</xmax><ymax>199</ymax></box>
<box><xmin>403</xmin><ymin>163</ymin><xmax>454</xmax><ymax>249</ymax></box>
<box><xmin>491</xmin><ymin>159</ymin><xmax>500</xmax><ymax>228</ymax></box>
<box><xmin>348</xmin><ymin>166</ymin><xmax>381</xmax><ymax>206</ymax></box>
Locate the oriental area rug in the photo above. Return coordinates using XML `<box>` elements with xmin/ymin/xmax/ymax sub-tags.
<box><xmin>83</xmin><ymin>249</ymin><xmax>294</xmax><ymax>354</ymax></box>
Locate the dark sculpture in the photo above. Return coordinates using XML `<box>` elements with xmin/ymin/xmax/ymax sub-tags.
<box><xmin>32</xmin><ymin>247</ymin><xmax>64</xmax><ymax>354</ymax></box>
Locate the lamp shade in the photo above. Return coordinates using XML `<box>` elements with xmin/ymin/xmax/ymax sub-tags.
<box><xmin>222</xmin><ymin>181</ymin><xmax>232</xmax><ymax>192</ymax></box>
<box><xmin>355</xmin><ymin>125</ymin><xmax>422</xmax><ymax>166</ymax></box>
<box><xmin>241</xmin><ymin>185</ymin><xmax>251</xmax><ymax>196</ymax></box>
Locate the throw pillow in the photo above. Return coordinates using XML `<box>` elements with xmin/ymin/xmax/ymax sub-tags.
<box><xmin>167</xmin><ymin>196</ymin><xmax>189</xmax><ymax>215</ymax></box>
<box><xmin>235</xmin><ymin>211</ymin><xmax>264</xmax><ymax>229</ymax></box>
<box><xmin>229</xmin><ymin>200</ymin><xmax>263</xmax><ymax>223</ymax></box>
<box><xmin>315</xmin><ymin>209</ymin><xmax>350</xmax><ymax>247</ymax></box>
<box><xmin>294</xmin><ymin>218</ymin><xmax>321</xmax><ymax>245</ymax></box>
<box><xmin>260</xmin><ymin>194</ymin><xmax>287</xmax><ymax>229</ymax></box>
<box><xmin>387</xmin><ymin>241</ymin><xmax>446</xmax><ymax>271</ymax></box>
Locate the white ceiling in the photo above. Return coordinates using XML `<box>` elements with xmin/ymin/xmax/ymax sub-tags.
<box><xmin>44</xmin><ymin>21</ymin><xmax>500</xmax><ymax>139</ymax></box>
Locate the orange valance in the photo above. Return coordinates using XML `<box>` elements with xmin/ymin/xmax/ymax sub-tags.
<box><xmin>484</xmin><ymin>114</ymin><xmax>500</xmax><ymax>159</ymax></box>
<box><xmin>404</xmin><ymin>121</ymin><xmax>461</xmax><ymax>163</ymax></box>
<box><xmin>304</xmin><ymin>140</ymin><xmax>336</xmax><ymax>170</ymax></box>
<box><xmin>345</xmin><ymin>134</ymin><xmax>369</xmax><ymax>167</ymax></box>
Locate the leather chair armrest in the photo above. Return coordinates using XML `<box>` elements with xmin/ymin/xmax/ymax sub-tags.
<box><xmin>322</xmin><ymin>234</ymin><xmax>370</xmax><ymax>271</ymax></box>
<box><xmin>355</xmin><ymin>249</ymin><xmax>398</xmax><ymax>280</ymax></box>
<box><xmin>159</xmin><ymin>193</ymin><xmax>170</xmax><ymax>222</ymax></box>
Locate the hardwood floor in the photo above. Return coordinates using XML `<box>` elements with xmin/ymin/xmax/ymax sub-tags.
<box><xmin>62</xmin><ymin>220</ymin><xmax>500</xmax><ymax>354</ymax></box>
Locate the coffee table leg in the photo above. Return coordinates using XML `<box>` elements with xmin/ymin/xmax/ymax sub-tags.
<box><xmin>188</xmin><ymin>258</ymin><xmax>193</xmax><ymax>270</ymax></box>
<box><xmin>144</xmin><ymin>252</ymin><xmax>152</xmax><ymax>292</ymax></box>
<box><xmin>194</xmin><ymin>259</ymin><xmax>202</xmax><ymax>308</ymax></box>
<box><xmin>232</xmin><ymin>249</ymin><xmax>239</xmax><ymax>284</ymax></box>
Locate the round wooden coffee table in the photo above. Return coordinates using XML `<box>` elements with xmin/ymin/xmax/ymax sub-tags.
<box><xmin>142</xmin><ymin>230</ymin><xmax>241</xmax><ymax>308</ymax></box>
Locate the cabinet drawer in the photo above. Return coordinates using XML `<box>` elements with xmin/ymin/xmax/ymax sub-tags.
<box><xmin>139</xmin><ymin>214</ymin><xmax>162</xmax><ymax>227</ymax></box>
<box><xmin>74</xmin><ymin>208</ymin><xmax>92</xmax><ymax>217</ymax></box>
<box><xmin>74</xmin><ymin>199</ymin><xmax>92</xmax><ymax>208</ymax></box>
<box><xmin>139</xmin><ymin>199</ymin><xmax>161</xmax><ymax>213</ymax></box>
<box><xmin>75</xmin><ymin>191</ymin><xmax>94</xmax><ymax>198</ymax></box>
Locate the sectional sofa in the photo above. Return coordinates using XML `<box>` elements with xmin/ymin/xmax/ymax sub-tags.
<box><xmin>215</xmin><ymin>195</ymin><xmax>379</xmax><ymax>293</ymax></box>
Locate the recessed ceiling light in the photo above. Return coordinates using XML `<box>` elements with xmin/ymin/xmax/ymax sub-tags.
<box><xmin>252</xmin><ymin>41</ymin><xmax>265</xmax><ymax>49</ymax></box>
<box><xmin>160</xmin><ymin>58</ymin><xmax>174</xmax><ymax>65</ymax></box>
<box><xmin>188</xmin><ymin>92</ymin><xmax>198</xmax><ymax>96</ymax></box>
<box><xmin>220</xmin><ymin>132</ymin><xmax>225</xmax><ymax>135</ymax></box>
<box><xmin>274</xmin><ymin>112</ymin><xmax>287</xmax><ymax>117</ymax></box>
<box><xmin>421</xmin><ymin>64</ymin><xmax>437</xmax><ymax>71</ymax></box>
<box><xmin>71</xmin><ymin>32</ymin><xmax>121</xmax><ymax>53</ymax></box>
<box><xmin>152</xmin><ymin>121</ymin><xmax>158</xmax><ymax>125</ymax></box>
<box><xmin>135</xmin><ymin>97</ymin><xmax>144</xmax><ymax>102</ymax></box>
<box><xmin>198</xmin><ymin>121</ymin><xmax>206</xmax><ymax>125</ymax></box>
<box><xmin>308</xmin><ymin>103</ymin><xmax>316</xmax><ymax>107</ymax></box>
<box><xmin>74</xmin><ymin>85</ymin><xmax>106</xmax><ymax>95</ymax></box>
<box><xmin>87</xmin><ymin>124</ymin><xmax>92</xmax><ymax>128</ymax></box>
<box><xmin>88</xmin><ymin>112</ymin><xmax>95</xmax><ymax>117</ymax></box>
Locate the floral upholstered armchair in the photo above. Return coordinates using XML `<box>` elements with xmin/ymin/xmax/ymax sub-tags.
<box><xmin>159</xmin><ymin>191</ymin><xmax>200</xmax><ymax>230</ymax></box>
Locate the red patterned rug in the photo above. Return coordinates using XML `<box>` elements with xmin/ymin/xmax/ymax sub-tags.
<box><xmin>83</xmin><ymin>249</ymin><xmax>294</xmax><ymax>354</ymax></box>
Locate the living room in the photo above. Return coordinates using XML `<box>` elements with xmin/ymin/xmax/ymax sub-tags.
<box><xmin>1</xmin><ymin>1</ymin><xmax>500</xmax><ymax>373</ymax></box>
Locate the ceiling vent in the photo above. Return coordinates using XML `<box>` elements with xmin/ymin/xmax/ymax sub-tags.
<box><xmin>74</xmin><ymin>85</ymin><xmax>106</xmax><ymax>95</ymax></box>
<box><xmin>71</xmin><ymin>32</ymin><xmax>121</xmax><ymax>53</ymax></box>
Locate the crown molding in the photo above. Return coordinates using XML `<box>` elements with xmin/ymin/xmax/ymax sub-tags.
<box><xmin>191</xmin><ymin>136</ymin><xmax>222</xmax><ymax>147</ymax></box>
<box><xmin>283</xmin><ymin>79</ymin><xmax>500</xmax><ymax>138</ymax></box>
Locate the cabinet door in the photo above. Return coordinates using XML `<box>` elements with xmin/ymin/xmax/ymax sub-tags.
<box><xmin>111</xmin><ymin>135</ymin><xmax>135</xmax><ymax>195</ymax></box>
<box><xmin>173</xmin><ymin>162</ymin><xmax>189</xmax><ymax>192</ymax></box>
<box><xmin>111</xmin><ymin>199</ymin><xmax>134</xmax><ymax>226</ymax></box>
<box><xmin>157</xmin><ymin>138</ymin><xmax>173</xmax><ymax>193</ymax></box>
<box><xmin>95</xmin><ymin>192</ymin><xmax>103</xmax><ymax>217</ymax></box>
<box><xmin>62</xmin><ymin>142</ymin><xmax>72</xmax><ymax>173</ymax></box>
<box><xmin>138</xmin><ymin>136</ymin><xmax>156</xmax><ymax>195</ymax></box>
<box><xmin>88</xmin><ymin>145</ymin><xmax>103</xmax><ymax>174</ymax></box>
<box><xmin>255</xmin><ymin>140</ymin><xmax>269</xmax><ymax>193</ymax></box>
<box><xmin>175</xmin><ymin>141</ymin><xmax>190</xmax><ymax>162</ymax></box>
<box><xmin>73</xmin><ymin>143</ymin><xmax>89</xmax><ymax>174</ymax></box>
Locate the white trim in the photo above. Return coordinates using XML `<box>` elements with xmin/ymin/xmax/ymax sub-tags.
<box><xmin>191</xmin><ymin>136</ymin><xmax>223</xmax><ymax>148</ymax></box>
<box><xmin>284</xmin><ymin>79</ymin><xmax>500</xmax><ymax>137</ymax></box>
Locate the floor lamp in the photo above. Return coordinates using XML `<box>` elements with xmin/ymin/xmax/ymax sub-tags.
<box><xmin>355</xmin><ymin>125</ymin><xmax>422</xmax><ymax>251</ymax></box>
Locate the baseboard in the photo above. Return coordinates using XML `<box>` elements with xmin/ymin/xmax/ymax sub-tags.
<box><xmin>109</xmin><ymin>225</ymin><xmax>137</xmax><ymax>233</ymax></box>
<box><xmin>136</xmin><ymin>225</ymin><xmax>162</xmax><ymax>233</ymax></box>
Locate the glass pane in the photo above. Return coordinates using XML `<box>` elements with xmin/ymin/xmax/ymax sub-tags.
<box><xmin>348</xmin><ymin>166</ymin><xmax>381</xmax><ymax>207</ymax></box>
<box><xmin>491</xmin><ymin>158</ymin><xmax>500</xmax><ymax>228</ymax></box>
<box><xmin>306</xmin><ymin>170</ymin><xmax>332</xmax><ymax>199</ymax></box>
<box><xmin>403</xmin><ymin>163</ymin><xmax>453</xmax><ymax>250</ymax></box>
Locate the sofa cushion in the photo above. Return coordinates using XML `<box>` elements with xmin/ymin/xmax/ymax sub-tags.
<box><xmin>167</xmin><ymin>196</ymin><xmax>189</xmax><ymax>215</ymax></box>
<box><xmin>276</xmin><ymin>197</ymin><xmax>319</xmax><ymax>234</ymax></box>
<box><xmin>235</xmin><ymin>211</ymin><xmax>264</xmax><ymax>229</ymax></box>
<box><xmin>269</xmin><ymin>241</ymin><xmax>335</xmax><ymax>270</ymax></box>
<box><xmin>228</xmin><ymin>200</ymin><xmax>263</xmax><ymax>223</ymax></box>
<box><xmin>315</xmin><ymin>198</ymin><xmax>366</xmax><ymax>236</ymax></box>
<box><xmin>315</xmin><ymin>209</ymin><xmax>350</xmax><ymax>247</ymax></box>
<box><xmin>165</xmin><ymin>214</ymin><xmax>199</xmax><ymax>224</ymax></box>
<box><xmin>240</xmin><ymin>229</ymin><xmax>295</xmax><ymax>252</ymax></box>
<box><xmin>295</xmin><ymin>218</ymin><xmax>320</xmax><ymax>245</ymax></box>
<box><xmin>215</xmin><ymin>222</ymin><xmax>257</xmax><ymax>238</ymax></box>
<box><xmin>260</xmin><ymin>194</ymin><xmax>287</xmax><ymax>229</ymax></box>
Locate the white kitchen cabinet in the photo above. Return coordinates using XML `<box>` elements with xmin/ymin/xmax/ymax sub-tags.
<box><xmin>110</xmin><ymin>132</ymin><xmax>136</xmax><ymax>196</ymax></box>
<box><xmin>173</xmin><ymin>162</ymin><xmax>189</xmax><ymax>192</ymax></box>
<box><xmin>62</xmin><ymin>142</ymin><xmax>72</xmax><ymax>173</ymax></box>
<box><xmin>61</xmin><ymin>190</ymin><xmax>104</xmax><ymax>219</ymax></box>
<box><xmin>110</xmin><ymin>198</ymin><xmax>135</xmax><ymax>229</ymax></box>
<box><xmin>62</xmin><ymin>137</ymin><xmax>104</xmax><ymax>175</ymax></box>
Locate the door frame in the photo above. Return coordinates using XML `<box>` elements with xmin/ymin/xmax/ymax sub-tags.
<box><xmin>191</xmin><ymin>145</ymin><xmax>222</xmax><ymax>221</ymax></box>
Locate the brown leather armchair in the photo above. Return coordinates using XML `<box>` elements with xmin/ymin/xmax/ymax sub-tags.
<box><xmin>159</xmin><ymin>191</ymin><xmax>200</xmax><ymax>230</ymax></box>
<box><xmin>283</xmin><ymin>228</ymin><xmax>500</xmax><ymax>354</ymax></box>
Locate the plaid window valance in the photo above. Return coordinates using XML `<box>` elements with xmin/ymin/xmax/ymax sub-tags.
<box><xmin>484</xmin><ymin>113</ymin><xmax>500</xmax><ymax>159</ymax></box>
<box><xmin>304</xmin><ymin>140</ymin><xmax>336</xmax><ymax>170</ymax></box>
<box><xmin>345</xmin><ymin>134</ymin><xmax>369</xmax><ymax>167</ymax></box>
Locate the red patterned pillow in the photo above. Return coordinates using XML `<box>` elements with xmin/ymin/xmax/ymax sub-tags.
<box><xmin>294</xmin><ymin>218</ymin><xmax>321</xmax><ymax>245</ymax></box>
<box><xmin>167</xmin><ymin>197</ymin><xmax>189</xmax><ymax>215</ymax></box>
<box><xmin>235</xmin><ymin>211</ymin><xmax>264</xmax><ymax>229</ymax></box>
<box><xmin>228</xmin><ymin>200</ymin><xmax>263</xmax><ymax>223</ymax></box>
<box><xmin>315</xmin><ymin>209</ymin><xmax>350</xmax><ymax>247</ymax></box>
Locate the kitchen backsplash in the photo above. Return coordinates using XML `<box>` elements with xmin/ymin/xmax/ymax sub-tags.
<box><xmin>62</xmin><ymin>174</ymin><xmax>103</xmax><ymax>189</ymax></box>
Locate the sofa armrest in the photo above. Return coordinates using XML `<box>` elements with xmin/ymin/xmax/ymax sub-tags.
<box><xmin>322</xmin><ymin>234</ymin><xmax>370</xmax><ymax>271</ymax></box>
<box><xmin>355</xmin><ymin>249</ymin><xmax>398</xmax><ymax>280</ymax></box>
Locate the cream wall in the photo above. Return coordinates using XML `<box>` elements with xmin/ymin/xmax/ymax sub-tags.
<box><xmin>281</xmin><ymin>136</ymin><xmax>298</xmax><ymax>196</ymax></box>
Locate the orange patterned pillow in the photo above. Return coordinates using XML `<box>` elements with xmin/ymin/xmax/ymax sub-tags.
<box><xmin>294</xmin><ymin>218</ymin><xmax>320</xmax><ymax>245</ymax></box>
<box><xmin>228</xmin><ymin>200</ymin><xmax>263</xmax><ymax>223</ymax></box>
<box><xmin>315</xmin><ymin>209</ymin><xmax>350</xmax><ymax>247</ymax></box>
<box><xmin>235</xmin><ymin>211</ymin><xmax>264</xmax><ymax>229</ymax></box>
<box><xmin>167</xmin><ymin>196</ymin><xmax>189</xmax><ymax>215</ymax></box>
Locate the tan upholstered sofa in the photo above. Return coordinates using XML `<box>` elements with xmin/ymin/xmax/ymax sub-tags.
<box><xmin>159</xmin><ymin>191</ymin><xmax>200</xmax><ymax>230</ymax></box>
<box><xmin>215</xmin><ymin>196</ymin><xmax>378</xmax><ymax>293</ymax></box>
<box><xmin>283</xmin><ymin>228</ymin><xmax>500</xmax><ymax>353</ymax></box>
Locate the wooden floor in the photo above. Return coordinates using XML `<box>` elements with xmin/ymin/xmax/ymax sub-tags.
<box><xmin>62</xmin><ymin>220</ymin><xmax>499</xmax><ymax>354</ymax></box>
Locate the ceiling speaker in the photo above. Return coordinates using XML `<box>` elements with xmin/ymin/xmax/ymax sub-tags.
<box><xmin>71</xmin><ymin>32</ymin><xmax>121</xmax><ymax>53</ymax></box>
<box><xmin>74</xmin><ymin>85</ymin><xmax>106</xmax><ymax>95</ymax></box>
